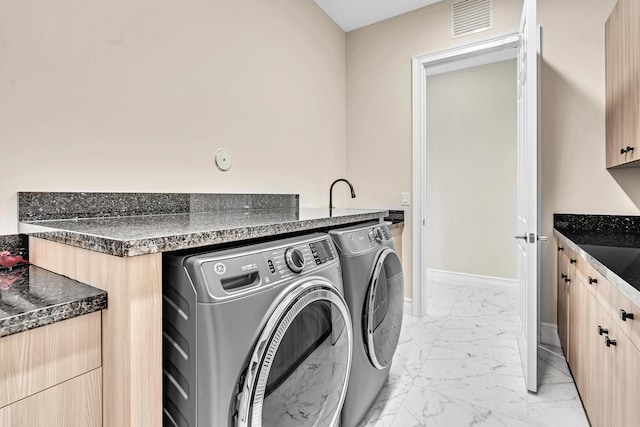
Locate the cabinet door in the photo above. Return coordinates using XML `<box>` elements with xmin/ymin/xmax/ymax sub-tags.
<box><xmin>569</xmin><ymin>276</ymin><xmax>588</xmax><ymax>395</ymax></box>
<box><xmin>610</xmin><ymin>322</ymin><xmax>640</xmax><ymax>427</ymax></box>
<box><xmin>389</xmin><ymin>224</ymin><xmax>403</xmax><ymax>263</ymax></box>
<box><xmin>605</xmin><ymin>0</ymin><xmax>640</xmax><ymax>168</ymax></box>
<box><xmin>558</xmin><ymin>247</ymin><xmax>575</xmax><ymax>355</ymax></box>
<box><xmin>557</xmin><ymin>247</ymin><xmax>568</xmax><ymax>353</ymax></box>
<box><xmin>584</xmin><ymin>295</ymin><xmax>612</xmax><ymax>427</ymax></box>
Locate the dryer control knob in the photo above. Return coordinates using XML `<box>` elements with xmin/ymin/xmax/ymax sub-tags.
<box><xmin>285</xmin><ymin>247</ymin><xmax>305</xmax><ymax>273</ymax></box>
<box><xmin>373</xmin><ymin>227</ymin><xmax>386</xmax><ymax>243</ymax></box>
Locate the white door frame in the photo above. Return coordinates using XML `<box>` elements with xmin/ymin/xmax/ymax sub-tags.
<box><xmin>411</xmin><ymin>32</ymin><xmax>521</xmax><ymax>317</ymax></box>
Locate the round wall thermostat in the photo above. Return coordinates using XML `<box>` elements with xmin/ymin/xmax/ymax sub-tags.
<box><xmin>214</xmin><ymin>148</ymin><xmax>232</xmax><ymax>171</ymax></box>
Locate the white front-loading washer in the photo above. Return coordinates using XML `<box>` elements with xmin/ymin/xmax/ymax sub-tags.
<box><xmin>162</xmin><ymin>233</ymin><xmax>353</xmax><ymax>427</ymax></box>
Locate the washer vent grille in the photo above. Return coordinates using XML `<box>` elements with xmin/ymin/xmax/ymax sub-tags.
<box><xmin>451</xmin><ymin>0</ymin><xmax>494</xmax><ymax>38</ymax></box>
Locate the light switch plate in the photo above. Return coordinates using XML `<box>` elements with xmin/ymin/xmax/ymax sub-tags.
<box><xmin>401</xmin><ymin>192</ymin><xmax>410</xmax><ymax>206</ymax></box>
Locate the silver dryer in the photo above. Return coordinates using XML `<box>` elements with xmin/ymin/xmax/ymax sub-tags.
<box><xmin>330</xmin><ymin>222</ymin><xmax>404</xmax><ymax>427</ymax></box>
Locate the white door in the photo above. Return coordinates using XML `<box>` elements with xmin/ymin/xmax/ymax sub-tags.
<box><xmin>515</xmin><ymin>0</ymin><xmax>540</xmax><ymax>393</ymax></box>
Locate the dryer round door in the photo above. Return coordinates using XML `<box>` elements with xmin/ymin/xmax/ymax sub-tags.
<box><xmin>236</xmin><ymin>280</ymin><xmax>353</xmax><ymax>427</ymax></box>
<box><xmin>365</xmin><ymin>248</ymin><xmax>404</xmax><ymax>370</ymax></box>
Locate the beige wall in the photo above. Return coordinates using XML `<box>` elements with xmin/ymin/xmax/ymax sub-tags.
<box><xmin>345</xmin><ymin>0</ymin><xmax>523</xmax><ymax>298</ymax></box>
<box><xmin>4</xmin><ymin>0</ymin><xmax>636</xmax><ymax>326</ymax></box>
<box><xmin>426</xmin><ymin>60</ymin><xmax>517</xmax><ymax>279</ymax></box>
<box><xmin>347</xmin><ymin>0</ymin><xmax>640</xmax><ymax>325</ymax></box>
<box><xmin>0</xmin><ymin>0</ymin><xmax>346</xmax><ymax>234</ymax></box>
<box><xmin>538</xmin><ymin>0</ymin><xmax>640</xmax><ymax>324</ymax></box>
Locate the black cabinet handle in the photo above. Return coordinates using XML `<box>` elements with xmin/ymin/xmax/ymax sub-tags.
<box><xmin>606</xmin><ymin>336</ymin><xmax>617</xmax><ymax>347</ymax></box>
<box><xmin>598</xmin><ymin>325</ymin><xmax>609</xmax><ymax>335</ymax></box>
<box><xmin>561</xmin><ymin>273</ymin><xmax>567</xmax><ymax>279</ymax></box>
<box><xmin>564</xmin><ymin>277</ymin><xmax>571</xmax><ymax>283</ymax></box>
<box><xmin>570</xmin><ymin>258</ymin><xmax>577</xmax><ymax>264</ymax></box>
<box><xmin>588</xmin><ymin>276</ymin><xmax>598</xmax><ymax>285</ymax></box>
<box><xmin>620</xmin><ymin>309</ymin><xmax>634</xmax><ymax>321</ymax></box>
<box><xmin>621</xmin><ymin>146</ymin><xmax>635</xmax><ymax>154</ymax></box>
<box><xmin>558</xmin><ymin>247</ymin><xmax>564</xmax><ymax>252</ymax></box>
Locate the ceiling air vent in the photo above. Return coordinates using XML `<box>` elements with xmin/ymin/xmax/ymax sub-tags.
<box><xmin>451</xmin><ymin>0</ymin><xmax>494</xmax><ymax>39</ymax></box>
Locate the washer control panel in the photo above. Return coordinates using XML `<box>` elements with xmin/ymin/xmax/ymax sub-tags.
<box><xmin>309</xmin><ymin>239</ymin><xmax>338</xmax><ymax>266</ymax></box>
<box><xmin>189</xmin><ymin>233</ymin><xmax>340</xmax><ymax>301</ymax></box>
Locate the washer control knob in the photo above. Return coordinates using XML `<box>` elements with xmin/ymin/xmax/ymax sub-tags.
<box><xmin>285</xmin><ymin>247</ymin><xmax>305</xmax><ymax>273</ymax></box>
<box><xmin>373</xmin><ymin>227</ymin><xmax>385</xmax><ymax>243</ymax></box>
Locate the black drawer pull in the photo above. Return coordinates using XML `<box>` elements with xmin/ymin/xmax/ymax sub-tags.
<box><xmin>564</xmin><ymin>277</ymin><xmax>571</xmax><ymax>283</ymax></box>
<box><xmin>598</xmin><ymin>325</ymin><xmax>609</xmax><ymax>336</ymax></box>
<box><xmin>606</xmin><ymin>336</ymin><xmax>617</xmax><ymax>347</ymax></box>
<box><xmin>570</xmin><ymin>258</ymin><xmax>577</xmax><ymax>264</ymax></box>
<box><xmin>621</xmin><ymin>146</ymin><xmax>635</xmax><ymax>154</ymax></box>
<box><xmin>558</xmin><ymin>247</ymin><xmax>564</xmax><ymax>252</ymax></box>
<box><xmin>561</xmin><ymin>274</ymin><xmax>567</xmax><ymax>279</ymax></box>
<box><xmin>620</xmin><ymin>309</ymin><xmax>634</xmax><ymax>321</ymax></box>
<box><xmin>588</xmin><ymin>276</ymin><xmax>598</xmax><ymax>285</ymax></box>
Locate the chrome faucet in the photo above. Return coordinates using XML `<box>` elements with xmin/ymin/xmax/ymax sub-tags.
<box><xmin>329</xmin><ymin>179</ymin><xmax>356</xmax><ymax>217</ymax></box>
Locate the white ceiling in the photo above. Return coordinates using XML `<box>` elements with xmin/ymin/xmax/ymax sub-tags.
<box><xmin>313</xmin><ymin>0</ymin><xmax>444</xmax><ymax>32</ymax></box>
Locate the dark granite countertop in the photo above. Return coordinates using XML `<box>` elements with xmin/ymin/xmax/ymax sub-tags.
<box><xmin>0</xmin><ymin>265</ymin><xmax>107</xmax><ymax>338</ymax></box>
<box><xmin>554</xmin><ymin>229</ymin><xmax>640</xmax><ymax>308</ymax></box>
<box><xmin>18</xmin><ymin>208</ymin><xmax>388</xmax><ymax>257</ymax></box>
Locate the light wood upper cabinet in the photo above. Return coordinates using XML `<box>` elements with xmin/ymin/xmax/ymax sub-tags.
<box><xmin>606</xmin><ymin>0</ymin><xmax>640</xmax><ymax>168</ymax></box>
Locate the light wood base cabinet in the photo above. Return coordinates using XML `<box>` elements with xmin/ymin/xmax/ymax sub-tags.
<box><xmin>610</xmin><ymin>322</ymin><xmax>640</xmax><ymax>427</ymax></box>
<box><xmin>389</xmin><ymin>223</ymin><xmax>403</xmax><ymax>262</ymax></box>
<box><xmin>557</xmin><ymin>245</ymin><xmax>574</xmax><ymax>356</ymax></box>
<box><xmin>569</xmin><ymin>266</ymin><xmax>587</xmax><ymax>395</ymax></box>
<box><xmin>0</xmin><ymin>368</ymin><xmax>102</xmax><ymax>427</ymax></box>
<box><xmin>558</xmin><ymin>240</ymin><xmax>640</xmax><ymax>427</ymax></box>
<box><xmin>0</xmin><ymin>312</ymin><xmax>103</xmax><ymax>426</ymax></box>
<box><xmin>29</xmin><ymin>237</ymin><xmax>162</xmax><ymax>427</ymax></box>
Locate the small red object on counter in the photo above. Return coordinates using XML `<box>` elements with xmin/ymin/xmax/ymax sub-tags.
<box><xmin>0</xmin><ymin>251</ymin><xmax>29</xmax><ymax>268</ymax></box>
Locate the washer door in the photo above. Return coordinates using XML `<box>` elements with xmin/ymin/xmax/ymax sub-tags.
<box><xmin>365</xmin><ymin>248</ymin><xmax>404</xmax><ymax>369</ymax></box>
<box><xmin>236</xmin><ymin>280</ymin><xmax>353</xmax><ymax>427</ymax></box>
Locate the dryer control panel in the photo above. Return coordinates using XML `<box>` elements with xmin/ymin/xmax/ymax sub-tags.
<box><xmin>331</xmin><ymin>224</ymin><xmax>392</xmax><ymax>255</ymax></box>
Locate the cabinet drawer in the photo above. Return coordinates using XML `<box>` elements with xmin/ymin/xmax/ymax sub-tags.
<box><xmin>576</xmin><ymin>254</ymin><xmax>607</xmax><ymax>298</ymax></box>
<box><xmin>0</xmin><ymin>311</ymin><xmax>102</xmax><ymax>407</ymax></box>
<box><xmin>611</xmin><ymin>290</ymin><xmax>640</xmax><ymax>352</ymax></box>
<box><xmin>0</xmin><ymin>368</ymin><xmax>102</xmax><ymax>427</ymax></box>
<box><xmin>558</xmin><ymin>247</ymin><xmax>576</xmax><ymax>277</ymax></box>
<box><xmin>587</xmin><ymin>270</ymin><xmax>640</xmax><ymax>352</ymax></box>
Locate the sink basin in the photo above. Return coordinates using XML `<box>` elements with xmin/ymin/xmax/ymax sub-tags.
<box><xmin>580</xmin><ymin>244</ymin><xmax>640</xmax><ymax>291</ymax></box>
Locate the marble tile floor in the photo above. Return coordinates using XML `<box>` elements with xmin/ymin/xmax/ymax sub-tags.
<box><xmin>358</xmin><ymin>281</ymin><xmax>589</xmax><ymax>427</ymax></box>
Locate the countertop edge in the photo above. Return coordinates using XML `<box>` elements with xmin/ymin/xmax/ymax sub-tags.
<box><xmin>554</xmin><ymin>229</ymin><xmax>640</xmax><ymax>308</ymax></box>
<box><xmin>0</xmin><ymin>292</ymin><xmax>107</xmax><ymax>338</ymax></box>
<box><xmin>20</xmin><ymin>211</ymin><xmax>388</xmax><ymax>257</ymax></box>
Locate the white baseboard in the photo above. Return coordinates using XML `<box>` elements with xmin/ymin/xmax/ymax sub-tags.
<box><xmin>426</xmin><ymin>268</ymin><xmax>517</xmax><ymax>291</ymax></box>
<box><xmin>403</xmin><ymin>298</ymin><xmax>413</xmax><ymax>314</ymax></box>
<box><xmin>540</xmin><ymin>322</ymin><xmax>561</xmax><ymax>347</ymax></box>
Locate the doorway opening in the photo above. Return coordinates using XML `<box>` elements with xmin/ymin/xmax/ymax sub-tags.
<box><xmin>424</xmin><ymin>57</ymin><xmax>517</xmax><ymax>301</ymax></box>
<box><xmin>411</xmin><ymin>32</ymin><xmax>520</xmax><ymax>316</ymax></box>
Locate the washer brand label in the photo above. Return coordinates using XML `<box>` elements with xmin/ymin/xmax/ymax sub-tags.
<box><xmin>213</xmin><ymin>262</ymin><xmax>226</xmax><ymax>275</ymax></box>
